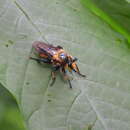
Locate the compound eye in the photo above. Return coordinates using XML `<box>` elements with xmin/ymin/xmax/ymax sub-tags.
<box><xmin>60</xmin><ymin>53</ymin><xmax>67</xmax><ymax>60</ymax></box>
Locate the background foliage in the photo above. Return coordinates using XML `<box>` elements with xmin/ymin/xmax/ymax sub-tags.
<box><xmin>0</xmin><ymin>84</ymin><xmax>25</xmax><ymax>130</ymax></box>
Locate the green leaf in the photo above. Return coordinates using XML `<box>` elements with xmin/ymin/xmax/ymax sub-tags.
<box><xmin>81</xmin><ymin>0</ymin><xmax>130</xmax><ymax>44</ymax></box>
<box><xmin>0</xmin><ymin>0</ymin><xmax>130</xmax><ymax>130</ymax></box>
<box><xmin>0</xmin><ymin>84</ymin><xmax>25</xmax><ymax>130</ymax></box>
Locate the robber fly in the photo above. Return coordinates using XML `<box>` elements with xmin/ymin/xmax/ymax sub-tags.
<box><xmin>30</xmin><ymin>41</ymin><xmax>86</xmax><ymax>88</ymax></box>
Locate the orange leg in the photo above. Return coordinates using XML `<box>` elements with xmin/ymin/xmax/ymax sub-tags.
<box><xmin>72</xmin><ymin>63</ymin><xmax>86</xmax><ymax>77</ymax></box>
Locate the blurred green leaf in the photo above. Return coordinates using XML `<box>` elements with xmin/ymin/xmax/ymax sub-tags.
<box><xmin>81</xmin><ymin>0</ymin><xmax>130</xmax><ymax>44</ymax></box>
<box><xmin>0</xmin><ymin>108</ymin><xmax>26</xmax><ymax>130</ymax></box>
<box><xmin>85</xmin><ymin>0</ymin><xmax>130</xmax><ymax>32</ymax></box>
<box><xmin>0</xmin><ymin>84</ymin><xmax>25</xmax><ymax>130</ymax></box>
<box><xmin>0</xmin><ymin>0</ymin><xmax>130</xmax><ymax>130</ymax></box>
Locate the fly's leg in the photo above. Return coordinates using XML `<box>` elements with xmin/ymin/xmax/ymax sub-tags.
<box><xmin>30</xmin><ymin>57</ymin><xmax>51</xmax><ymax>64</ymax></box>
<box><xmin>73</xmin><ymin>64</ymin><xmax>86</xmax><ymax>77</ymax></box>
<box><xmin>50</xmin><ymin>71</ymin><xmax>56</xmax><ymax>86</ymax></box>
<box><xmin>68</xmin><ymin>79</ymin><xmax>72</xmax><ymax>89</ymax></box>
<box><xmin>68</xmin><ymin>58</ymin><xmax>86</xmax><ymax>77</ymax></box>
<box><xmin>29</xmin><ymin>57</ymin><xmax>41</xmax><ymax>63</ymax></box>
<box><xmin>50</xmin><ymin>65</ymin><xmax>60</xmax><ymax>86</ymax></box>
<box><xmin>62</xmin><ymin>68</ymin><xmax>72</xmax><ymax>89</ymax></box>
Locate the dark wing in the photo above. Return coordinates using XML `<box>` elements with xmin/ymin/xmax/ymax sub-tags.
<box><xmin>32</xmin><ymin>41</ymin><xmax>62</xmax><ymax>57</ymax></box>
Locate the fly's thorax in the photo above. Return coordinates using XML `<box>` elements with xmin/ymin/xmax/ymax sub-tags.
<box><xmin>52</xmin><ymin>50</ymin><xmax>68</xmax><ymax>63</ymax></box>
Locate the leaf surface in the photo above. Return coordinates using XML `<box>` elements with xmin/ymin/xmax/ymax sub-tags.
<box><xmin>0</xmin><ymin>0</ymin><xmax>130</xmax><ymax>130</ymax></box>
